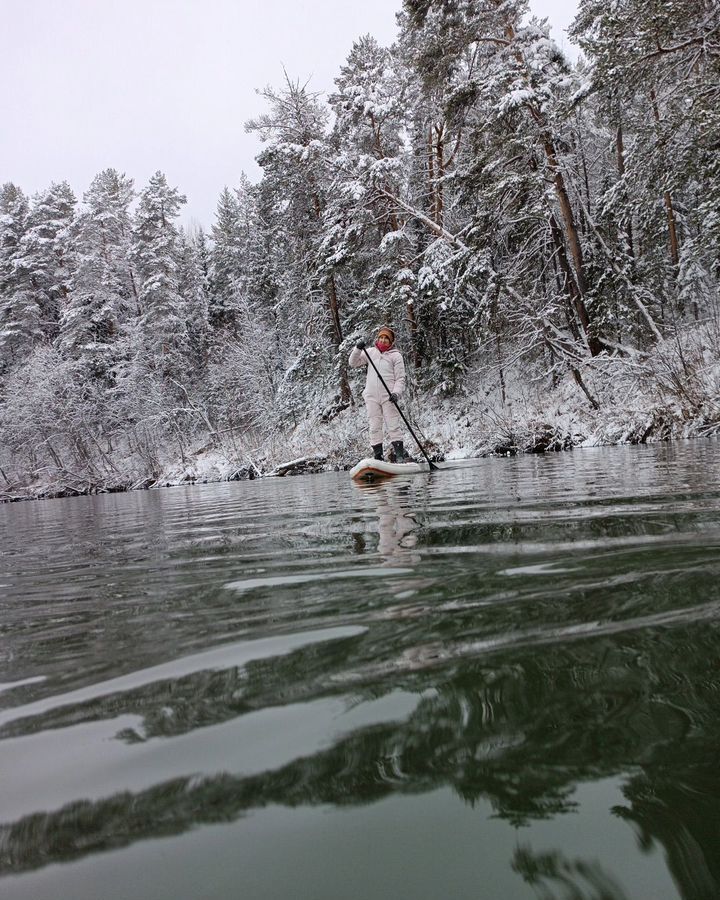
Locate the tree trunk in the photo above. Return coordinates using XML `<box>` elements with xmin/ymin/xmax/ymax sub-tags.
<box><xmin>571</xmin><ymin>367</ymin><xmax>600</xmax><ymax>410</ymax></box>
<box><xmin>650</xmin><ymin>90</ymin><xmax>680</xmax><ymax>267</ymax></box>
<box><xmin>406</xmin><ymin>297</ymin><xmax>420</xmax><ymax>368</ymax></box>
<box><xmin>326</xmin><ymin>274</ymin><xmax>350</xmax><ymax>403</ymax></box>
<box><xmin>542</xmin><ymin>139</ymin><xmax>589</xmax><ymax>299</ymax></box>
<box><xmin>309</xmin><ymin>188</ymin><xmax>349</xmax><ymax>403</ymax></box>
<box><xmin>549</xmin><ymin>215</ymin><xmax>601</xmax><ymax>355</ymax></box>
<box><xmin>44</xmin><ymin>439</ymin><xmax>64</xmax><ymax>470</ymax></box>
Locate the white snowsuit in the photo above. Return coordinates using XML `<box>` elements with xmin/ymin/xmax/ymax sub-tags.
<box><xmin>349</xmin><ymin>345</ymin><xmax>406</xmax><ymax>445</ymax></box>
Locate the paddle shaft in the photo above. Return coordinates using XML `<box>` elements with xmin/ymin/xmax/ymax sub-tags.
<box><xmin>361</xmin><ymin>347</ymin><xmax>438</xmax><ymax>470</ymax></box>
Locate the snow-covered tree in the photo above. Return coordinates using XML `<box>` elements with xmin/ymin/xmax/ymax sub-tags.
<box><xmin>0</xmin><ymin>182</ymin><xmax>76</xmax><ymax>365</ymax></box>
<box><xmin>246</xmin><ymin>76</ymin><xmax>351</xmax><ymax>406</ymax></box>
<box><xmin>0</xmin><ymin>184</ymin><xmax>29</xmax><ymax>298</ymax></box>
<box><xmin>0</xmin><ymin>183</ymin><xmax>31</xmax><ymax>370</ymax></box>
<box><xmin>57</xmin><ymin>169</ymin><xmax>136</xmax><ymax>378</ymax></box>
<box><xmin>571</xmin><ymin>0</ymin><xmax>720</xmax><ymax>317</ymax></box>
<box><xmin>18</xmin><ymin>182</ymin><xmax>77</xmax><ymax>334</ymax></box>
<box><xmin>177</xmin><ymin>224</ymin><xmax>210</xmax><ymax>369</ymax></box>
<box><xmin>399</xmin><ymin>0</ymin><xmax>605</xmax><ymax>363</ymax></box>
<box><xmin>131</xmin><ymin>171</ymin><xmax>189</xmax><ymax>380</ymax></box>
<box><xmin>327</xmin><ymin>36</ymin><xmax>418</xmax><ymax>352</ymax></box>
<box><xmin>208</xmin><ymin>186</ymin><xmax>244</xmax><ymax>334</ymax></box>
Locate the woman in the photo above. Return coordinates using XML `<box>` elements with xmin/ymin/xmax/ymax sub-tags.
<box><xmin>348</xmin><ymin>325</ymin><xmax>411</xmax><ymax>462</ymax></box>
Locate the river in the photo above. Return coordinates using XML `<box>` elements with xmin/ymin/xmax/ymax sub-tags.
<box><xmin>1</xmin><ymin>441</ymin><xmax>719</xmax><ymax>899</ymax></box>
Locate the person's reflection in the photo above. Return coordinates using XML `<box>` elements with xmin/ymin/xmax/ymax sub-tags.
<box><xmin>355</xmin><ymin>480</ymin><xmax>420</xmax><ymax>564</ymax></box>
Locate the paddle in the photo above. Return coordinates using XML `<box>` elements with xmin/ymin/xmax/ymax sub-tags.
<box><xmin>361</xmin><ymin>345</ymin><xmax>439</xmax><ymax>471</ymax></box>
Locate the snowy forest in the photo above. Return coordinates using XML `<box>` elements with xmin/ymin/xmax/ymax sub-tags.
<box><xmin>1</xmin><ymin>0</ymin><xmax>719</xmax><ymax>499</ymax></box>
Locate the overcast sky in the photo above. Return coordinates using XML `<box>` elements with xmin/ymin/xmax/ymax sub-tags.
<box><xmin>1</xmin><ymin>0</ymin><xmax>579</xmax><ymax>229</ymax></box>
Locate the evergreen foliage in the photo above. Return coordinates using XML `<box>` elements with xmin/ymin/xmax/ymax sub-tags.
<box><xmin>131</xmin><ymin>171</ymin><xmax>189</xmax><ymax>378</ymax></box>
<box><xmin>57</xmin><ymin>169</ymin><xmax>136</xmax><ymax>379</ymax></box>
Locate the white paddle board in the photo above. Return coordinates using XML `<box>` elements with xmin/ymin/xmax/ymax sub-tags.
<box><xmin>350</xmin><ymin>457</ymin><xmax>430</xmax><ymax>481</ymax></box>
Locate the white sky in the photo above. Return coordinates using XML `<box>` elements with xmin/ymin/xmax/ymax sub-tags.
<box><xmin>0</xmin><ymin>0</ymin><xmax>578</xmax><ymax>229</ymax></box>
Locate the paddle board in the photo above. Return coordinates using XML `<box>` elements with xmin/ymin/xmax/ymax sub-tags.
<box><xmin>350</xmin><ymin>457</ymin><xmax>430</xmax><ymax>481</ymax></box>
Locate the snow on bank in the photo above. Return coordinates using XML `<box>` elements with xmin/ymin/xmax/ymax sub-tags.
<box><xmin>2</xmin><ymin>332</ymin><xmax>719</xmax><ymax>502</ymax></box>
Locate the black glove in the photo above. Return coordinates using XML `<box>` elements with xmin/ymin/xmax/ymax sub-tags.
<box><xmin>355</xmin><ymin>339</ymin><xmax>366</xmax><ymax>350</ymax></box>
<box><xmin>388</xmin><ymin>392</ymin><xmax>398</xmax><ymax>403</ymax></box>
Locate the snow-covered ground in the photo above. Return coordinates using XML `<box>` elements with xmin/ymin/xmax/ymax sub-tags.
<box><xmin>3</xmin><ymin>328</ymin><xmax>718</xmax><ymax>502</ymax></box>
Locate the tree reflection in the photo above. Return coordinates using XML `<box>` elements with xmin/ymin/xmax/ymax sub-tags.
<box><xmin>614</xmin><ymin>765</ymin><xmax>720</xmax><ymax>900</ymax></box>
<box><xmin>512</xmin><ymin>846</ymin><xmax>630</xmax><ymax>900</ymax></box>
<box><xmin>1</xmin><ymin>622</ymin><xmax>719</xmax><ymax>899</ymax></box>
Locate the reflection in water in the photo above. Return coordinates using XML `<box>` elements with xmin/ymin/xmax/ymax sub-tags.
<box><xmin>1</xmin><ymin>620</ymin><xmax>719</xmax><ymax>895</ymax></box>
<box><xmin>354</xmin><ymin>480</ymin><xmax>421</xmax><ymax>564</ymax></box>
<box><xmin>1</xmin><ymin>442</ymin><xmax>720</xmax><ymax>898</ymax></box>
<box><xmin>513</xmin><ymin>846</ymin><xmax>631</xmax><ymax>900</ymax></box>
<box><xmin>616</xmin><ymin>766</ymin><xmax>720</xmax><ymax>899</ymax></box>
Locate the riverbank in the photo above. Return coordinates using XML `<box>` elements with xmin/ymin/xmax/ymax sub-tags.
<box><xmin>4</xmin><ymin>322</ymin><xmax>720</xmax><ymax>503</ymax></box>
<box><xmin>3</xmin><ymin>360</ymin><xmax>719</xmax><ymax>503</ymax></box>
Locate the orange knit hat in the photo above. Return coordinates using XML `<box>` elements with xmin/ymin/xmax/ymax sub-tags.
<box><xmin>377</xmin><ymin>326</ymin><xmax>395</xmax><ymax>344</ymax></box>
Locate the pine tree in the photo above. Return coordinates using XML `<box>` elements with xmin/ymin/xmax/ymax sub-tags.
<box><xmin>131</xmin><ymin>171</ymin><xmax>189</xmax><ymax>380</ymax></box>
<box><xmin>208</xmin><ymin>186</ymin><xmax>244</xmax><ymax>333</ymax></box>
<box><xmin>57</xmin><ymin>169</ymin><xmax>136</xmax><ymax>378</ymax></box>
<box><xmin>58</xmin><ymin>256</ymin><xmax>126</xmax><ymax>374</ymax></box>
<box><xmin>82</xmin><ymin>168</ymin><xmax>138</xmax><ymax>307</ymax></box>
<box><xmin>399</xmin><ymin>0</ymin><xmax>605</xmax><ymax>361</ymax></box>
<box><xmin>0</xmin><ymin>182</ymin><xmax>76</xmax><ymax>365</ymax></box>
<box><xmin>177</xmin><ymin>224</ymin><xmax>210</xmax><ymax>370</ymax></box>
<box><xmin>0</xmin><ymin>184</ymin><xmax>31</xmax><ymax>370</ymax></box>
<box><xmin>17</xmin><ymin>181</ymin><xmax>77</xmax><ymax>338</ymax></box>
<box><xmin>246</xmin><ymin>76</ymin><xmax>351</xmax><ymax>405</ymax></box>
<box><xmin>0</xmin><ymin>184</ymin><xmax>28</xmax><ymax>297</ymax></box>
<box><xmin>327</xmin><ymin>36</ymin><xmax>419</xmax><ymax>354</ymax></box>
<box><xmin>572</xmin><ymin>0</ymin><xmax>720</xmax><ymax>315</ymax></box>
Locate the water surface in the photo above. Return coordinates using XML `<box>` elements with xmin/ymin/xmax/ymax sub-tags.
<box><xmin>1</xmin><ymin>442</ymin><xmax>720</xmax><ymax>899</ymax></box>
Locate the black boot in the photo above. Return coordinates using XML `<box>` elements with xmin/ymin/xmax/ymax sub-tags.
<box><xmin>392</xmin><ymin>440</ymin><xmax>412</xmax><ymax>463</ymax></box>
<box><xmin>372</xmin><ymin>443</ymin><xmax>384</xmax><ymax>460</ymax></box>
